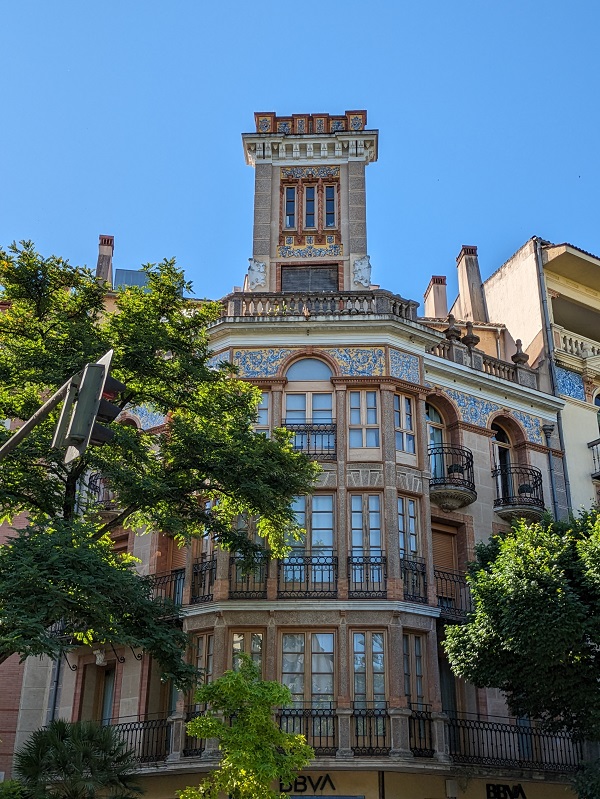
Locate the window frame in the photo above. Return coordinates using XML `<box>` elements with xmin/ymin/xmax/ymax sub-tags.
<box><xmin>398</xmin><ymin>494</ymin><xmax>419</xmax><ymax>558</ymax></box>
<box><xmin>280</xmin><ymin>631</ymin><xmax>336</xmax><ymax>707</ymax></box>
<box><xmin>325</xmin><ymin>184</ymin><xmax>336</xmax><ymax>228</ymax></box>
<box><xmin>350</xmin><ymin>493</ymin><xmax>383</xmax><ymax>557</ymax></box>
<box><xmin>232</xmin><ymin>630</ymin><xmax>264</xmax><ymax>673</ymax></box>
<box><xmin>394</xmin><ymin>393</ymin><xmax>416</xmax><ymax>455</ymax></box>
<box><xmin>348</xmin><ymin>389</ymin><xmax>381</xmax><ymax>452</ymax></box>
<box><xmin>403</xmin><ymin>632</ymin><xmax>427</xmax><ymax>708</ymax></box>
<box><xmin>304</xmin><ymin>185</ymin><xmax>316</xmax><ymax>229</ymax></box>
<box><xmin>352</xmin><ymin>630</ymin><xmax>386</xmax><ymax>708</ymax></box>
<box><xmin>285</xmin><ymin>185</ymin><xmax>296</xmax><ymax>229</ymax></box>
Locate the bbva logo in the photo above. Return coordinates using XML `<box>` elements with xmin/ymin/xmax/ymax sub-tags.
<box><xmin>486</xmin><ymin>784</ymin><xmax>527</xmax><ymax>799</ymax></box>
<box><xmin>280</xmin><ymin>774</ymin><xmax>336</xmax><ymax>793</ymax></box>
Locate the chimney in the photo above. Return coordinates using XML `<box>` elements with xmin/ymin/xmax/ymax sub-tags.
<box><xmin>455</xmin><ymin>245</ymin><xmax>487</xmax><ymax>322</ymax></box>
<box><xmin>423</xmin><ymin>275</ymin><xmax>448</xmax><ymax>318</ymax></box>
<box><xmin>96</xmin><ymin>235</ymin><xmax>114</xmax><ymax>287</ymax></box>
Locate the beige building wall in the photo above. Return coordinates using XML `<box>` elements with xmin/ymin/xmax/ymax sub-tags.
<box><xmin>560</xmin><ymin>401</ymin><xmax>599</xmax><ymax>509</ymax></box>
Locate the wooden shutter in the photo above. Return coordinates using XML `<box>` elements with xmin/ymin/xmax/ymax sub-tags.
<box><xmin>281</xmin><ymin>266</ymin><xmax>338</xmax><ymax>291</ymax></box>
<box><xmin>170</xmin><ymin>542</ymin><xmax>188</xmax><ymax>570</ymax></box>
<box><xmin>432</xmin><ymin>530</ymin><xmax>456</xmax><ymax>571</ymax></box>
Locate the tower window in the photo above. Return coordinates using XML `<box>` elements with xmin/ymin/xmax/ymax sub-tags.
<box><xmin>285</xmin><ymin>187</ymin><xmax>296</xmax><ymax>229</ymax></box>
<box><xmin>325</xmin><ymin>185</ymin><xmax>336</xmax><ymax>227</ymax></box>
<box><xmin>305</xmin><ymin>186</ymin><xmax>315</xmax><ymax>228</ymax></box>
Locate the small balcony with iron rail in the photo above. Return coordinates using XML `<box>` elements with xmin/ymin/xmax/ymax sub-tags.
<box><xmin>151</xmin><ymin>569</ymin><xmax>185</xmax><ymax>607</ymax></box>
<box><xmin>589</xmin><ymin>438</ymin><xmax>600</xmax><ymax>480</ymax></box>
<box><xmin>86</xmin><ymin>472</ymin><xmax>120</xmax><ymax>513</ymax></box>
<box><xmin>190</xmin><ymin>556</ymin><xmax>217</xmax><ymax>604</ymax></box>
<box><xmin>284</xmin><ymin>419</ymin><xmax>337</xmax><ymax>461</ymax></box>
<box><xmin>229</xmin><ymin>552</ymin><xmax>269</xmax><ymax>599</ymax></box>
<box><xmin>351</xmin><ymin>702</ymin><xmax>391</xmax><ymax>756</ymax></box>
<box><xmin>400</xmin><ymin>556</ymin><xmax>428</xmax><ymax>604</ymax></box>
<box><xmin>277</xmin><ymin>552</ymin><xmax>338</xmax><ymax>598</ymax></box>
<box><xmin>428</xmin><ymin>445</ymin><xmax>477</xmax><ymax>511</ymax></box>
<box><xmin>108</xmin><ymin>715</ymin><xmax>171</xmax><ymax>764</ymax></box>
<box><xmin>348</xmin><ymin>554</ymin><xmax>387</xmax><ymax>598</ymax></box>
<box><xmin>277</xmin><ymin>703</ymin><xmax>337</xmax><ymax>756</ymax></box>
<box><xmin>434</xmin><ymin>568</ymin><xmax>472</xmax><ymax>619</ymax></box>
<box><xmin>492</xmin><ymin>464</ymin><xmax>545</xmax><ymax>521</ymax></box>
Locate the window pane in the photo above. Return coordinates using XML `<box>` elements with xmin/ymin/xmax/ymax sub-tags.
<box><xmin>284</xmin><ymin>633</ymin><xmax>304</xmax><ymax>653</ymax></box>
<box><xmin>365</xmin><ymin>429</ymin><xmax>380</xmax><ymax>447</ymax></box>
<box><xmin>349</xmin><ymin>429</ymin><xmax>363</xmax><ymax>448</ymax></box>
<box><xmin>312</xmin><ymin>632</ymin><xmax>334</xmax><ymax>652</ymax></box>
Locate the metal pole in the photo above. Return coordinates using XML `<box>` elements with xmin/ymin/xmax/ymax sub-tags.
<box><xmin>0</xmin><ymin>381</ymin><xmax>71</xmax><ymax>462</ymax></box>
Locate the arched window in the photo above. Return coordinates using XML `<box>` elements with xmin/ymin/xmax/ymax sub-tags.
<box><xmin>426</xmin><ymin>403</ymin><xmax>445</xmax><ymax>447</ymax></box>
<box><xmin>491</xmin><ymin>421</ymin><xmax>512</xmax><ymax>469</ymax></box>
<box><xmin>284</xmin><ymin>358</ymin><xmax>335</xmax><ymax>457</ymax></box>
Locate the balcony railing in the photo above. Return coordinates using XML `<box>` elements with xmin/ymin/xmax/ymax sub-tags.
<box><xmin>229</xmin><ymin>553</ymin><xmax>269</xmax><ymax>599</ymax></box>
<box><xmin>221</xmin><ymin>289</ymin><xmax>418</xmax><ymax>323</ymax></box>
<box><xmin>191</xmin><ymin>556</ymin><xmax>216</xmax><ymax>604</ymax></box>
<box><xmin>589</xmin><ymin>438</ymin><xmax>600</xmax><ymax>479</ymax></box>
<box><xmin>447</xmin><ymin>713</ymin><xmax>582</xmax><ymax>772</ymax></box>
<box><xmin>401</xmin><ymin>556</ymin><xmax>427</xmax><ymax>603</ymax></box>
<box><xmin>434</xmin><ymin>568</ymin><xmax>472</xmax><ymax>619</ymax></box>
<box><xmin>409</xmin><ymin>703</ymin><xmax>434</xmax><ymax>757</ymax></box>
<box><xmin>110</xmin><ymin>717</ymin><xmax>170</xmax><ymax>763</ymax></box>
<box><xmin>348</xmin><ymin>555</ymin><xmax>387</xmax><ymax>598</ymax></box>
<box><xmin>151</xmin><ymin>569</ymin><xmax>185</xmax><ymax>605</ymax></box>
<box><xmin>182</xmin><ymin>705</ymin><xmax>206</xmax><ymax>758</ymax></box>
<box><xmin>351</xmin><ymin>703</ymin><xmax>390</xmax><ymax>756</ymax></box>
<box><xmin>492</xmin><ymin>464</ymin><xmax>544</xmax><ymax>520</ymax></box>
<box><xmin>428</xmin><ymin>445</ymin><xmax>477</xmax><ymax>511</ymax></box>
<box><xmin>87</xmin><ymin>472</ymin><xmax>119</xmax><ymax>511</ymax></box>
<box><xmin>553</xmin><ymin>324</ymin><xmax>600</xmax><ymax>358</ymax></box>
<box><xmin>284</xmin><ymin>420</ymin><xmax>336</xmax><ymax>460</ymax></box>
<box><xmin>278</xmin><ymin>704</ymin><xmax>337</xmax><ymax>756</ymax></box>
<box><xmin>278</xmin><ymin>554</ymin><xmax>338</xmax><ymax>598</ymax></box>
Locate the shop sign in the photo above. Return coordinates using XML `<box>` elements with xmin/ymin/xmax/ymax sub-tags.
<box><xmin>486</xmin><ymin>784</ymin><xmax>527</xmax><ymax>799</ymax></box>
<box><xmin>281</xmin><ymin>775</ymin><xmax>337</xmax><ymax>793</ymax></box>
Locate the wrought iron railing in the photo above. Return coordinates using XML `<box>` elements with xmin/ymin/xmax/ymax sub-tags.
<box><xmin>409</xmin><ymin>703</ymin><xmax>434</xmax><ymax>757</ymax></box>
<box><xmin>348</xmin><ymin>555</ymin><xmax>387</xmax><ymax>598</ymax></box>
<box><xmin>221</xmin><ymin>289</ymin><xmax>418</xmax><ymax>323</ymax></box>
<box><xmin>351</xmin><ymin>703</ymin><xmax>390</xmax><ymax>755</ymax></box>
<box><xmin>151</xmin><ymin>569</ymin><xmax>185</xmax><ymax>605</ymax></box>
<box><xmin>229</xmin><ymin>553</ymin><xmax>269</xmax><ymax>599</ymax></box>
<box><xmin>182</xmin><ymin>705</ymin><xmax>206</xmax><ymax>758</ymax></box>
<box><xmin>87</xmin><ymin>472</ymin><xmax>118</xmax><ymax>511</ymax></box>
<box><xmin>434</xmin><ymin>568</ymin><xmax>472</xmax><ymax>619</ymax></box>
<box><xmin>191</xmin><ymin>557</ymin><xmax>216</xmax><ymax>604</ymax></box>
<box><xmin>428</xmin><ymin>445</ymin><xmax>475</xmax><ymax>492</ymax></box>
<box><xmin>278</xmin><ymin>704</ymin><xmax>337</xmax><ymax>756</ymax></box>
<box><xmin>283</xmin><ymin>420</ymin><xmax>336</xmax><ymax>460</ymax></box>
<box><xmin>110</xmin><ymin>717</ymin><xmax>170</xmax><ymax>763</ymax></box>
<box><xmin>400</xmin><ymin>556</ymin><xmax>427</xmax><ymax>603</ymax></box>
<box><xmin>447</xmin><ymin>713</ymin><xmax>582</xmax><ymax>772</ymax></box>
<box><xmin>589</xmin><ymin>438</ymin><xmax>600</xmax><ymax>479</ymax></box>
<box><xmin>277</xmin><ymin>553</ymin><xmax>338</xmax><ymax>598</ymax></box>
<box><xmin>492</xmin><ymin>464</ymin><xmax>544</xmax><ymax>511</ymax></box>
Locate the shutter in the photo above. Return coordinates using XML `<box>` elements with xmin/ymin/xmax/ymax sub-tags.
<box><xmin>281</xmin><ymin>266</ymin><xmax>338</xmax><ymax>292</ymax></box>
<box><xmin>171</xmin><ymin>542</ymin><xmax>188</xmax><ymax>570</ymax></box>
<box><xmin>432</xmin><ymin>530</ymin><xmax>456</xmax><ymax>571</ymax></box>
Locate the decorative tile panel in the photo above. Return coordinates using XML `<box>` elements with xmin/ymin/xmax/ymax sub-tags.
<box><xmin>278</xmin><ymin>243</ymin><xmax>342</xmax><ymax>258</ymax></box>
<box><xmin>512</xmin><ymin>410</ymin><xmax>544</xmax><ymax>445</ymax></box>
<box><xmin>257</xmin><ymin>116</ymin><xmax>271</xmax><ymax>133</ymax></box>
<box><xmin>390</xmin><ymin>349</ymin><xmax>420</xmax><ymax>384</ymax></box>
<box><xmin>277</xmin><ymin>121</ymin><xmax>291</xmax><ymax>134</ymax></box>
<box><xmin>127</xmin><ymin>404</ymin><xmax>167</xmax><ymax>430</ymax></box>
<box><xmin>206</xmin><ymin>352</ymin><xmax>230</xmax><ymax>371</ymax></box>
<box><xmin>444</xmin><ymin>388</ymin><xmax>500</xmax><ymax>428</ymax></box>
<box><xmin>281</xmin><ymin>166</ymin><xmax>340</xmax><ymax>179</ymax></box>
<box><xmin>315</xmin><ymin>118</ymin><xmax>325</xmax><ymax>133</ymax></box>
<box><xmin>325</xmin><ymin>347</ymin><xmax>385</xmax><ymax>376</ymax></box>
<box><xmin>555</xmin><ymin>366</ymin><xmax>586</xmax><ymax>401</ymax></box>
<box><xmin>349</xmin><ymin>114</ymin><xmax>364</xmax><ymax>130</ymax></box>
<box><xmin>330</xmin><ymin>120</ymin><xmax>345</xmax><ymax>132</ymax></box>
<box><xmin>232</xmin><ymin>348</ymin><xmax>293</xmax><ymax>378</ymax></box>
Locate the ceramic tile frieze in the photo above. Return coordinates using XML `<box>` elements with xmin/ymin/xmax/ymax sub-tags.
<box><xmin>555</xmin><ymin>366</ymin><xmax>586</xmax><ymax>401</ymax></box>
<box><xmin>126</xmin><ymin>404</ymin><xmax>167</xmax><ymax>430</ymax></box>
<box><xmin>444</xmin><ymin>388</ymin><xmax>500</xmax><ymax>428</ymax></box>
<box><xmin>512</xmin><ymin>410</ymin><xmax>544</xmax><ymax>445</ymax></box>
<box><xmin>206</xmin><ymin>352</ymin><xmax>230</xmax><ymax>371</ymax></box>
<box><xmin>325</xmin><ymin>347</ymin><xmax>385</xmax><ymax>376</ymax></box>
<box><xmin>232</xmin><ymin>348</ymin><xmax>293</xmax><ymax>377</ymax></box>
<box><xmin>389</xmin><ymin>349</ymin><xmax>420</xmax><ymax>384</ymax></box>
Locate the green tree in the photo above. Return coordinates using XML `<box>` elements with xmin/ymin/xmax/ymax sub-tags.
<box><xmin>0</xmin><ymin>241</ymin><xmax>318</xmax><ymax>686</ymax></box>
<box><xmin>179</xmin><ymin>655</ymin><xmax>313</xmax><ymax>799</ymax></box>
<box><xmin>14</xmin><ymin>719</ymin><xmax>143</xmax><ymax>799</ymax></box>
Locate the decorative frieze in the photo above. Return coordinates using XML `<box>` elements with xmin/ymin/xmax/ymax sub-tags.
<box><xmin>325</xmin><ymin>347</ymin><xmax>385</xmax><ymax>376</ymax></box>
<box><xmin>389</xmin><ymin>349</ymin><xmax>420</xmax><ymax>384</ymax></box>
<box><xmin>281</xmin><ymin>166</ymin><xmax>340</xmax><ymax>180</ymax></box>
<box><xmin>555</xmin><ymin>365</ymin><xmax>586</xmax><ymax>401</ymax></box>
<box><xmin>277</xmin><ymin>243</ymin><xmax>342</xmax><ymax>258</ymax></box>
<box><xmin>232</xmin><ymin>348</ymin><xmax>293</xmax><ymax>378</ymax></box>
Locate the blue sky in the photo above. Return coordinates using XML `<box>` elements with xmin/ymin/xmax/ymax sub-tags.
<box><xmin>2</xmin><ymin>1</ymin><xmax>599</xmax><ymax>311</ymax></box>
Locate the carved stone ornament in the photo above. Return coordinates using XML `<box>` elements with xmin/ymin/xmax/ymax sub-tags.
<box><xmin>247</xmin><ymin>258</ymin><xmax>267</xmax><ymax>290</ymax></box>
<box><xmin>352</xmin><ymin>255</ymin><xmax>372</xmax><ymax>288</ymax></box>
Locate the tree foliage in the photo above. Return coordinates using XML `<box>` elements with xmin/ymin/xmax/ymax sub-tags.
<box><xmin>444</xmin><ymin>510</ymin><xmax>600</xmax><ymax>740</ymax></box>
<box><xmin>0</xmin><ymin>241</ymin><xmax>318</xmax><ymax>685</ymax></box>
<box><xmin>14</xmin><ymin>719</ymin><xmax>143</xmax><ymax>799</ymax></box>
<box><xmin>180</xmin><ymin>655</ymin><xmax>313</xmax><ymax>799</ymax></box>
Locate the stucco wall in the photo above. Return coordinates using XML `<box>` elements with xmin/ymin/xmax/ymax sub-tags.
<box><xmin>560</xmin><ymin>401</ymin><xmax>599</xmax><ymax>510</ymax></box>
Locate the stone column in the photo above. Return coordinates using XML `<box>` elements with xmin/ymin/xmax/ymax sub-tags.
<box><xmin>389</xmin><ymin>707</ymin><xmax>413</xmax><ymax>759</ymax></box>
<box><xmin>166</xmin><ymin>712</ymin><xmax>186</xmax><ymax>762</ymax></box>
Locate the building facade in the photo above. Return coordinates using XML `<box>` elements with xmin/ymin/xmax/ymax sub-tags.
<box><xmin>1</xmin><ymin>113</ymin><xmax>584</xmax><ymax>799</ymax></box>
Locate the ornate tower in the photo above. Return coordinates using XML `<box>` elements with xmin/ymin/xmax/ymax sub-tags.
<box><xmin>242</xmin><ymin>111</ymin><xmax>378</xmax><ymax>293</ymax></box>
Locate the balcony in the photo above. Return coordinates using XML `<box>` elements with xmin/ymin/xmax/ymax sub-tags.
<box><xmin>492</xmin><ymin>464</ymin><xmax>545</xmax><ymax>521</ymax></box>
<box><xmin>409</xmin><ymin>703</ymin><xmax>435</xmax><ymax>758</ymax></box>
<box><xmin>428</xmin><ymin>445</ymin><xmax>477</xmax><ymax>511</ymax></box>
<box><xmin>278</xmin><ymin>704</ymin><xmax>337</xmax><ymax>756</ymax></box>
<box><xmin>589</xmin><ymin>438</ymin><xmax>600</xmax><ymax>479</ymax></box>
<box><xmin>400</xmin><ymin>556</ymin><xmax>427</xmax><ymax>603</ymax></box>
<box><xmin>182</xmin><ymin>705</ymin><xmax>206</xmax><ymax>758</ymax></box>
<box><xmin>434</xmin><ymin>568</ymin><xmax>472</xmax><ymax>619</ymax></box>
<box><xmin>229</xmin><ymin>553</ymin><xmax>269</xmax><ymax>599</ymax></box>
<box><xmin>553</xmin><ymin>324</ymin><xmax>600</xmax><ymax>359</ymax></box>
<box><xmin>151</xmin><ymin>569</ymin><xmax>185</xmax><ymax>605</ymax></box>
<box><xmin>220</xmin><ymin>289</ymin><xmax>418</xmax><ymax>323</ymax></box>
<box><xmin>447</xmin><ymin>712</ymin><xmax>582</xmax><ymax>772</ymax></box>
<box><xmin>191</xmin><ymin>556</ymin><xmax>216</xmax><ymax>604</ymax></box>
<box><xmin>351</xmin><ymin>703</ymin><xmax>390</xmax><ymax>756</ymax></box>
<box><xmin>110</xmin><ymin>716</ymin><xmax>170</xmax><ymax>763</ymax></box>
<box><xmin>348</xmin><ymin>555</ymin><xmax>387</xmax><ymax>598</ymax></box>
<box><xmin>278</xmin><ymin>554</ymin><xmax>338</xmax><ymax>598</ymax></box>
<box><xmin>284</xmin><ymin>420</ymin><xmax>337</xmax><ymax>461</ymax></box>
<box><xmin>87</xmin><ymin>472</ymin><xmax>119</xmax><ymax>512</ymax></box>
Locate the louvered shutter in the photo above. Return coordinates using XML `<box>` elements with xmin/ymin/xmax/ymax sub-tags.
<box><xmin>432</xmin><ymin>530</ymin><xmax>456</xmax><ymax>571</ymax></box>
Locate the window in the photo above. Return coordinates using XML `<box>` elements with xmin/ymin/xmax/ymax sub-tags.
<box><xmin>305</xmin><ymin>186</ymin><xmax>315</xmax><ymax>228</ymax></box>
<box><xmin>394</xmin><ymin>395</ymin><xmax>416</xmax><ymax>453</ymax></box>
<box><xmin>350</xmin><ymin>494</ymin><xmax>382</xmax><ymax>557</ymax></box>
<box><xmin>325</xmin><ymin>185</ymin><xmax>336</xmax><ymax>227</ymax></box>
<box><xmin>403</xmin><ymin>633</ymin><xmax>426</xmax><ymax>708</ymax></box>
<box><xmin>285</xmin><ymin>392</ymin><xmax>333</xmax><ymax>423</ymax></box>
<box><xmin>398</xmin><ymin>495</ymin><xmax>418</xmax><ymax>557</ymax></box>
<box><xmin>282</xmin><ymin>495</ymin><xmax>335</xmax><ymax>589</ymax></box>
<box><xmin>195</xmin><ymin>633</ymin><xmax>214</xmax><ymax>684</ymax></box>
<box><xmin>491</xmin><ymin>421</ymin><xmax>511</xmax><ymax>468</ymax></box>
<box><xmin>426</xmin><ymin>403</ymin><xmax>444</xmax><ymax>446</ymax></box>
<box><xmin>349</xmin><ymin>391</ymin><xmax>380</xmax><ymax>448</ymax></box>
<box><xmin>353</xmin><ymin>632</ymin><xmax>386</xmax><ymax>708</ymax></box>
<box><xmin>100</xmin><ymin>667</ymin><xmax>115</xmax><ymax>726</ymax></box>
<box><xmin>255</xmin><ymin>391</ymin><xmax>270</xmax><ymax>436</ymax></box>
<box><xmin>286</xmin><ymin>358</ymin><xmax>333</xmax><ymax>382</ymax></box>
<box><xmin>232</xmin><ymin>631</ymin><xmax>263</xmax><ymax>671</ymax></box>
<box><xmin>288</xmin><ymin>495</ymin><xmax>334</xmax><ymax>556</ymax></box>
<box><xmin>281</xmin><ymin>632</ymin><xmax>334</xmax><ymax>707</ymax></box>
<box><xmin>285</xmin><ymin>186</ymin><xmax>296</xmax><ymax>228</ymax></box>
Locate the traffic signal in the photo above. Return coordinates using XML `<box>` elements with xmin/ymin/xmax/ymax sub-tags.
<box><xmin>52</xmin><ymin>350</ymin><xmax>126</xmax><ymax>464</ymax></box>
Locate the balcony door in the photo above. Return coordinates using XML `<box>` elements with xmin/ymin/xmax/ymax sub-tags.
<box><xmin>284</xmin><ymin>358</ymin><xmax>335</xmax><ymax>458</ymax></box>
<box><xmin>426</xmin><ymin>403</ymin><xmax>445</xmax><ymax>479</ymax></box>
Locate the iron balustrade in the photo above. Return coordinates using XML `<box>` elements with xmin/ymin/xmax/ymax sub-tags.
<box><xmin>182</xmin><ymin>705</ymin><xmax>206</xmax><ymax>758</ymax></box>
<box><xmin>428</xmin><ymin>445</ymin><xmax>475</xmax><ymax>492</ymax></box>
<box><xmin>589</xmin><ymin>438</ymin><xmax>600</xmax><ymax>479</ymax></box>
<box><xmin>348</xmin><ymin>555</ymin><xmax>387</xmax><ymax>598</ymax></box>
<box><xmin>409</xmin><ymin>703</ymin><xmax>434</xmax><ymax>757</ymax></box>
<box><xmin>283</xmin><ymin>420</ymin><xmax>337</xmax><ymax>460</ymax></box>
<box><xmin>434</xmin><ymin>568</ymin><xmax>472</xmax><ymax>619</ymax></box>
<box><xmin>351</xmin><ymin>703</ymin><xmax>390</xmax><ymax>756</ymax></box>
<box><xmin>191</xmin><ymin>557</ymin><xmax>216</xmax><ymax>604</ymax></box>
<box><xmin>87</xmin><ymin>472</ymin><xmax>118</xmax><ymax>511</ymax></box>
<box><xmin>277</xmin><ymin>553</ymin><xmax>338</xmax><ymax>598</ymax></box>
<box><xmin>151</xmin><ymin>569</ymin><xmax>185</xmax><ymax>606</ymax></box>
<box><xmin>229</xmin><ymin>553</ymin><xmax>269</xmax><ymax>599</ymax></box>
<box><xmin>492</xmin><ymin>464</ymin><xmax>544</xmax><ymax>512</ymax></box>
<box><xmin>447</xmin><ymin>712</ymin><xmax>582</xmax><ymax>772</ymax></box>
<box><xmin>400</xmin><ymin>556</ymin><xmax>428</xmax><ymax>603</ymax></box>
<box><xmin>110</xmin><ymin>717</ymin><xmax>170</xmax><ymax>763</ymax></box>
<box><xmin>278</xmin><ymin>704</ymin><xmax>337</xmax><ymax>756</ymax></box>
